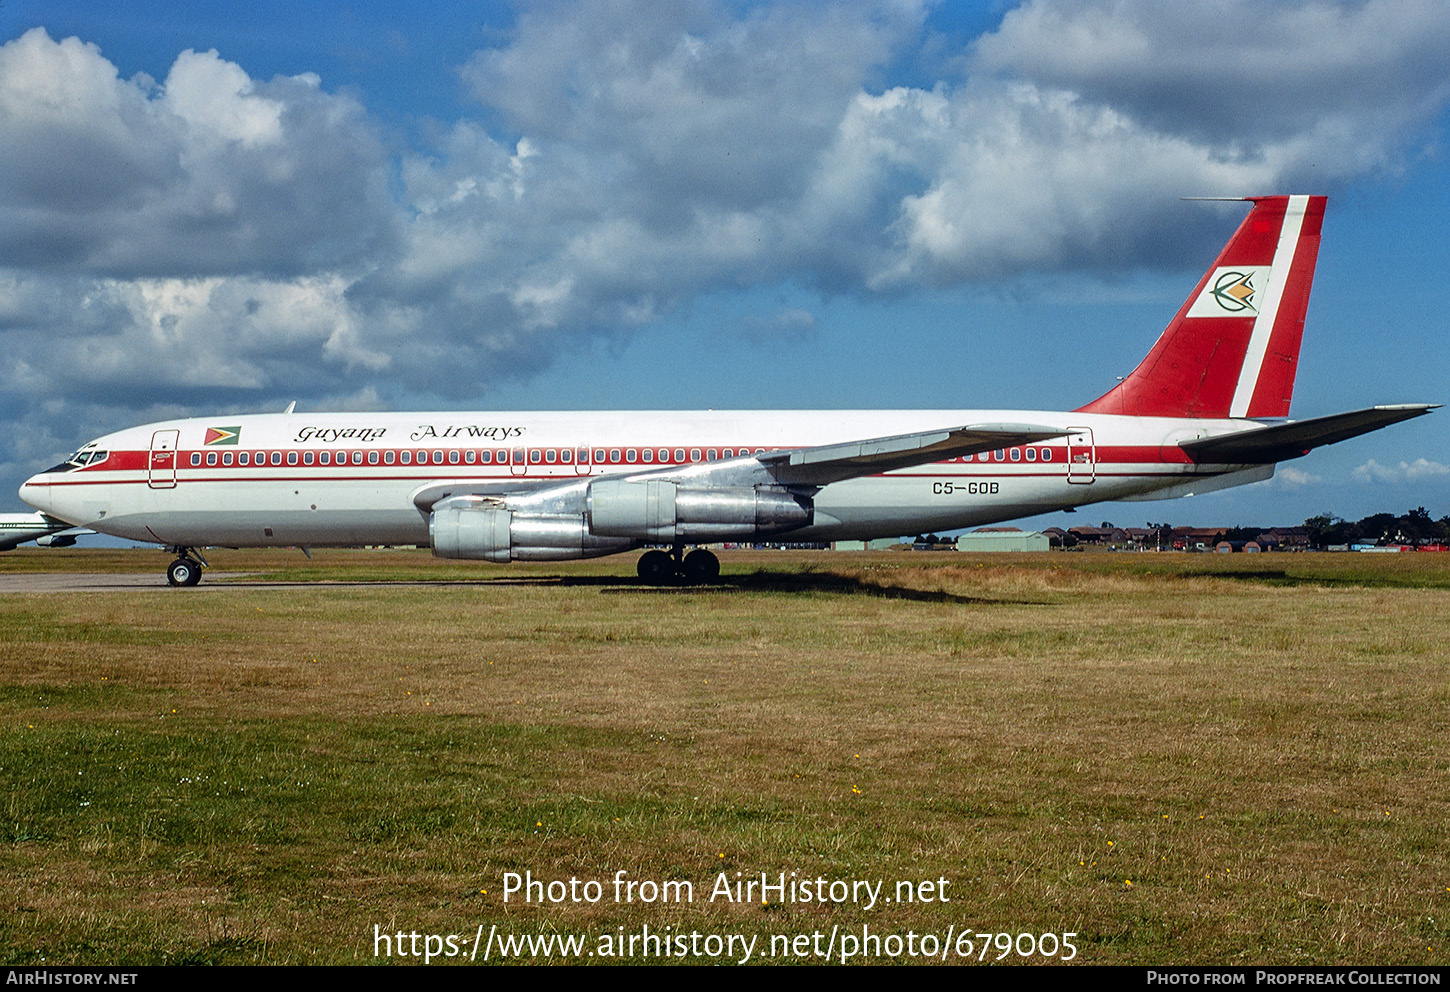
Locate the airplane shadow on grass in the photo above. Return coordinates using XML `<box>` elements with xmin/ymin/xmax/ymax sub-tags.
<box><xmin>222</xmin><ymin>568</ymin><xmax>1055</xmax><ymax>604</ymax></box>
<box><xmin>430</xmin><ymin>568</ymin><xmax>1052</xmax><ymax>606</ymax></box>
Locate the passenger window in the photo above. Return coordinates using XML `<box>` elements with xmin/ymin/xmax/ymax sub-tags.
<box><xmin>369</xmin><ymin>451</ymin><xmax>380</xmax><ymax>465</ymax></box>
<box><xmin>401</xmin><ymin>450</ymin><xmax>412</xmax><ymax>465</ymax></box>
<box><xmin>190</xmin><ymin>453</ymin><xmax>201</xmax><ymax>466</ymax></box>
<box><xmin>206</xmin><ymin>452</ymin><xmax>217</xmax><ymax>466</ymax></box>
<box><xmin>287</xmin><ymin>451</ymin><xmax>299</xmax><ymax>466</ymax></box>
<box><xmin>320</xmin><ymin>451</ymin><xmax>331</xmax><ymax>466</ymax></box>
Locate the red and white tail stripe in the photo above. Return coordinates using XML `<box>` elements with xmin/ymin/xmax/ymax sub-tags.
<box><xmin>1077</xmin><ymin>195</ymin><xmax>1325</xmax><ymax>420</ymax></box>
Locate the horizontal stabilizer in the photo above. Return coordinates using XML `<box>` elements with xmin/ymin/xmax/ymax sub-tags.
<box><xmin>763</xmin><ymin>423</ymin><xmax>1067</xmax><ymax>486</ymax></box>
<box><xmin>1181</xmin><ymin>405</ymin><xmax>1438</xmax><ymax>463</ymax></box>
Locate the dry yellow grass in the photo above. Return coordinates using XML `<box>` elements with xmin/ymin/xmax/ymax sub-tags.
<box><xmin>2</xmin><ymin>548</ymin><xmax>1448</xmax><ymax>964</ymax></box>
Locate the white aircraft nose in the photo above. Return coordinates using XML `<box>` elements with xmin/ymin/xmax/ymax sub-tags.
<box><xmin>19</xmin><ymin>476</ymin><xmax>50</xmax><ymax>513</ymax></box>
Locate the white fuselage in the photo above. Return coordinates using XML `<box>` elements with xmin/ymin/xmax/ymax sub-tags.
<box><xmin>20</xmin><ymin>409</ymin><xmax>1260</xmax><ymax>550</ymax></box>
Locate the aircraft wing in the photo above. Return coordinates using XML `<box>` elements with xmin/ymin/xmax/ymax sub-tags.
<box><xmin>410</xmin><ymin>422</ymin><xmax>1067</xmax><ymax>511</ymax></box>
<box><xmin>1181</xmin><ymin>404</ymin><xmax>1438</xmax><ymax>463</ymax></box>
<box><xmin>758</xmin><ymin>423</ymin><xmax>1069</xmax><ymax>486</ymax></box>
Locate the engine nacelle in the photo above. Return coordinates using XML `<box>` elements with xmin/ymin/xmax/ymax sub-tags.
<box><xmin>430</xmin><ymin>500</ymin><xmax>634</xmax><ymax>562</ymax></box>
<box><xmin>587</xmin><ymin>479</ymin><xmax>812</xmax><ymax>541</ymax></box>
<box><xmin>35</xmin><ymin>534</ymin><xmax>78</xmax><ymax>548</ymax></box>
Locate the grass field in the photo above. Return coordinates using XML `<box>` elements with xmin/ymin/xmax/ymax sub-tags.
<box><xmin>2</xmin><ymin>547</ymin><xmax>1448</xmax><ymax>965</ymax></box>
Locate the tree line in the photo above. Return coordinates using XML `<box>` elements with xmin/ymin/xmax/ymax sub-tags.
<box><xmin>1304</xmin><ymin>507</ymin><xmax>1449</xmax><ymax>547</ymax></box>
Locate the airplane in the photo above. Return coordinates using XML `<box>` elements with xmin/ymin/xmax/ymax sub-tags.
<box><xmin>0</xmin><ymin>512</ymin><xmax>94</xmax><ymax>551</ymax></box>
<box><xmin>18</xmin><ymin>195</ymin><xmax>1437</xmax><ymax>586</ymax></box>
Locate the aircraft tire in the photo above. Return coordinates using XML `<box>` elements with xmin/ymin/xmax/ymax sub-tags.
<box><xmin>637</xmin><ymin>549</ymin><xmax>676</xmax><ymax>584</ymax></box>
<box><xmin>167</xmin><ymin>558</ymin><xmax>202</xmax><ymax>587</ymax></box>
<box><xmin>681</xmin><ymin>549</ymin><xmax>720</xmax><ymax>584</ymax></box>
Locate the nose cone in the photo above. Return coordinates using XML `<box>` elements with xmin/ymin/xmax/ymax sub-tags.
<box><xmin>20</xmin><ymin>475</ymin><xmax>51</xmax><ymax>514</ymax></box>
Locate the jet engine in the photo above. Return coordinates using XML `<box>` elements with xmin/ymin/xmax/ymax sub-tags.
<box><xmin>35</xmin><ymin>533</ymin><xmax>79</xmax><ymax>548</ymax></box>
<box><xmin>586</xmin><ymin>479</ymin><xmax>811</xmax><ymax>541</ymax></box>
<box><xmin>430</xmin><ymin>500</ymin><xmax>634</xmax><ymax>562</ymax></box>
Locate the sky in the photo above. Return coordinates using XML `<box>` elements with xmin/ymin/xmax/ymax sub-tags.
<box><xmin>2</xmin><ymin>0</ymin><xmax>1448</xmax><ymax>535</ymax></box>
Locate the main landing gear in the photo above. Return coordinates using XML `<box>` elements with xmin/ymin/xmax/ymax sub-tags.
<box><xmin>165</xmin><ymin>547</ymin><xmax>208</xmax><ymax>587</ymax></box>
<box><xmin>637</xmin><ymin>546</ymin><xmax>720</xmax><ymax>585</ymax></box>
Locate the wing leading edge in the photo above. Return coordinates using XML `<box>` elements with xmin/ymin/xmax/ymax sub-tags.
<box><xmin>759</xmin><ymin>423</ymin><xmax>1069</xmax><ymax>486</ymax></box>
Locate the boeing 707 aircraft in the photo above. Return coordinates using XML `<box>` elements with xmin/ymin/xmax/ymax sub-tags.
<box><xmin>19</xmin><ymin>196</ymin><xmax>1436</xmax><ymax>585</ymax></box>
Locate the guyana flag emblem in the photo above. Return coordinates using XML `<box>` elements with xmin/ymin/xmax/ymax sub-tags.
<box><xmin>204</xmin><ymin>426</ymin><xmax>241</xmax><ymax>446</ymax></box>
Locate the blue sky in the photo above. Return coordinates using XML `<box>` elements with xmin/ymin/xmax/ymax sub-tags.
<box><xmin>2</xmin><ymin>0</ymin><xmax>1447</xmax><ymax>533</ymax></box>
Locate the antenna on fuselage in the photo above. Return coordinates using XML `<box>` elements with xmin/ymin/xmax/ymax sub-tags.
<box><xmin>283</xmin><ymin>401</ymin><xmax>296</xmax><ymax>414</ymax></box>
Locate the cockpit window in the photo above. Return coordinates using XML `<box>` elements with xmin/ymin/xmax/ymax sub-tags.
<box><xmin>44</xmin><ymin>451</ymin><xmax>86</xmax><ymax>474</ymax></box>
<box><xmin>42</xmin><ymin>447</ymin><xmax>109</xmax><ymax>474</ymax></box>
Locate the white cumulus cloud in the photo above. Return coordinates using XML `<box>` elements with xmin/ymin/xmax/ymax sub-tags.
<box><xmin>3</xmin><ymin>1</ymin><xmax>1450</xmax><ymax>485</ymax></box>
<box><xmin>1354</xmin><ymin>458</ymin><xmax>1450</xmax><ymax>483</ymax></box>
<box><xmin>0</xmin><ymin>27</ymin><xmax>393</xmax><ymax>279</ymax></box>
<box><xmin>1275</xmin><ymin>466</ymin><xmax>1322</xmax><ymax>487</ymax></box>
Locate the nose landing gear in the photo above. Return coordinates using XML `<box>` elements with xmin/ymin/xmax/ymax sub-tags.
<box><xmin>165</xmin><ymin>547</ymin><xmax>208</xmax><ymax>586</ymax></box>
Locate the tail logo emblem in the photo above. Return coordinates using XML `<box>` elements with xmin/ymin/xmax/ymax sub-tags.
<box><xmin>1187</xmin><ymin>265</ymin><xmax>1271</xmax><ymax>318</ymax></box>
<box><xmin>1210</xmin><ymin>270</ymin><xmax>1258</xmax><ymax>312</ymax></box>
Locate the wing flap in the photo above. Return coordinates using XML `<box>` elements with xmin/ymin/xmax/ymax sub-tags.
<box><xmin>1181</xmin><ymin>404</ymin><xmax>1438</xmax><ymax>463</ymax></box>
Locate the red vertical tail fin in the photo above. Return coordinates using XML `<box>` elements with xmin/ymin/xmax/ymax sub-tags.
<box><xmin>1076</xmin><ymin>195</ymin><xmax>1325</xmax><ymax>419</ymax></box>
